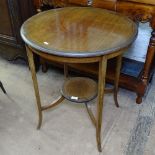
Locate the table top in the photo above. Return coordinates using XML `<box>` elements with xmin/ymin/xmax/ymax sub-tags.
<box><xmin>21</xmin><ymin>7</ymin><xmax>137</xmax><ymax>57</ymax></box>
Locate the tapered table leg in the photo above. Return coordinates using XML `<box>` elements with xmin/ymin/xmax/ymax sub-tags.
<box><xmin>26</xmin><ymin>46</ymin><xmax>43</xmax><ymax>129</ymax></box>
<box><xmin>96</xmin><ymin>56</ymin><xmax>107</xmax><ymax>152</ymax></box>
<box><xmin>114</xmin><ymin>55</ymin><xmax>122</xmax><ymax>107</ymax></box>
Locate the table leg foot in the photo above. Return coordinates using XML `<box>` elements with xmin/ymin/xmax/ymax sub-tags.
<box><xmin>37</xmin><ymin>114</ymin><xmax>43</xmax><ymax>129</ymax></box>
<box><xmin>114</xmin><ymin>92</ymin><xmax>119</xmax><ymax>108</ymax></box>
<box><xmin>136</xmin><ymin>94</ymin><xmax>142</xmax><ymax>104</ymax></box>
<box><xmin>96</xmin><ymin>128</ymin><xmax>102</xmax><ymax>152</ymax></box>
<box><xmin>97</xmin><ymin>142</ymin><xmax>102</xmax><ymax>152</ymax></box>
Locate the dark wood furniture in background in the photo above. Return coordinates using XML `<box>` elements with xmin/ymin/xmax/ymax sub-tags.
<box><xmin>34</xmin><ymin>0</ymin><xmax>155</xmax><ymax>104</ymax></box>
<box><xmin>0</xmin><ymin>81</ymin><xmax>6</xmax><ymax>94</ymax></box>
<box><xmin>0</xmin><ymin>0</ymin><xmax>35</xmax><ymax>60</ymax></box>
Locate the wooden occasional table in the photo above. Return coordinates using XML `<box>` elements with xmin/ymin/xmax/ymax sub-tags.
<box><xmin>20</xmin><ymin>7</ymin><xmax>137</xmax><ymax>152</ymax></box>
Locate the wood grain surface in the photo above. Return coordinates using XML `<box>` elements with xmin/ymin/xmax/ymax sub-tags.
<box><xmin>21</xmin><ymin>7</ymin><xmax>137</xmax><ymax>57</ymax></box>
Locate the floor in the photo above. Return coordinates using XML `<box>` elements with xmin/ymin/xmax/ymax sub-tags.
<box><xmin>0</xmin><ymin>57</ymin><xmax>155</xmax><ymax>155</ymax></box>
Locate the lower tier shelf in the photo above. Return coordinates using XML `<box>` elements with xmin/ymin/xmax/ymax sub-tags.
<box><xmin>42</xmin><ymin>57</ymin><xmax>154</xmax><ymax>104</ymax></box>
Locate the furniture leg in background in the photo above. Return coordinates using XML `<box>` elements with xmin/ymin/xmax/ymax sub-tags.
<box><xmin>0</xmin><ymin>81</ymin><xmax>6</xmax><ymax>94</ymax></box>
<box><xmin>136</xmin><ymin>16</ymin><xmax>155</xmax><ymax>103</ymax></box>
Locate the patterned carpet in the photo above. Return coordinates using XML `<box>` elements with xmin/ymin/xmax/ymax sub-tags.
<box><xmin>126</xmin><ymin>76</ymin><xmax>155</xmax><ymax>155</ymax></box>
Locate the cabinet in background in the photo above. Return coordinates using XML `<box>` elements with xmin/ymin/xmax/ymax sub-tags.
<box><xmin>0</xmin><ymin>0</ymin><xmax>35</xmax><ymax>60</ymax></box>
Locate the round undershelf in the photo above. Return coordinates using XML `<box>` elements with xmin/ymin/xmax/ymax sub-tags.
<box><xmin>61</xmin><ymin>77</ymin><xmax>98</xmax><ymax>103</ymax></box>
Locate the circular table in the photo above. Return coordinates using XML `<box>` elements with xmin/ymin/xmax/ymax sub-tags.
<box><xmin>20</xmin><ymin>7</ymin><xmax>137</xmax><ymax>152</ymax></box>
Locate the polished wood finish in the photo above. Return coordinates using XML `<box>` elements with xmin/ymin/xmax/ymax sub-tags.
<box><xmin>96</xmin><ymin>56</ymin><xmax>107</xmax><ymax>152</ymax></box>
<box><xmin>51</xmin><ymin>0</ymin><xmax>88</xmax><ymax>7</ymax></box>
<box><xmin>33</xmin><ymin>0</ymin><xmax>155</xmax><ymax>103</ymax></box>
<box><xmin>114</xmin><ymin>55</ymin><xmax>122</xmax><ymax>107</ymax></box>
<box><xmin>62</xmin><ymin>77</ymin><xmax>98</xmax><ymax>103</ymax></box>
<box><xmin>93</xmin><ymin>0</ymin><xmax>117</xmax><ymax>11</ymax></box>
<box><xmin>21</xmin><ymin>7</ymin><xmax>137</xmax><ymax>57</ymax></box>
<box><xmin>120</xmin><ymin>0</ymin><xmax>155</xmax><ymax>5</ymax></box>
<box><xmin>33</xmin><ymin>0</ymin><xmax>42</xmax><ymax>9</ymax></box>
<box><xmin>21</xmin><ymin>7</ymin><xmax>137</xmax><ymax>152</ymax></box>
<box><xmin>26</xmin><ymin>46</ymin><xmax>43</xmax><ymax>129</ymax></box>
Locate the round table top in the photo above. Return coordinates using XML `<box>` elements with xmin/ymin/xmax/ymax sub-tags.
<box><xmin>21</xmin><ymin>7</ymin><xmax>138</xmax><ymax>58</ymax></box>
